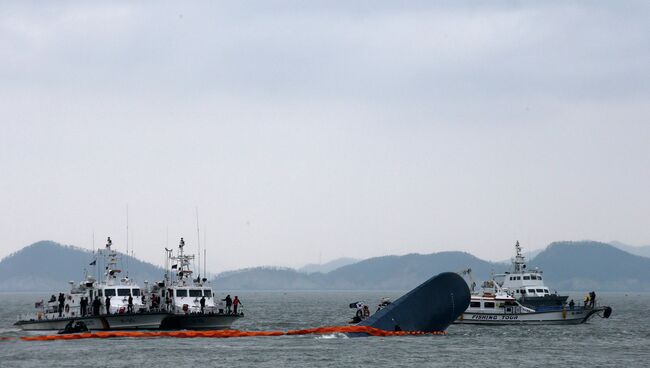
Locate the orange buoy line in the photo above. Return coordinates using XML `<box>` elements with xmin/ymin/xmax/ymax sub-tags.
<box><xmin>18</xmin><ymin>326</ymin><xmax>446</xmax><ymax>341</ymax></box>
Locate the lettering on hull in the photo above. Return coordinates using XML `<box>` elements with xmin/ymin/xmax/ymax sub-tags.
<box><xmin>468</xmin><ymin>314</ymin><xmax>519</xmax><ymax>320</ymax></box>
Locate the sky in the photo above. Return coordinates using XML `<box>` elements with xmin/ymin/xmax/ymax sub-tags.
<box><xmin>1</xmin><ymin>1</ymin><xmax>649</xmax><ymax>273</ymax></box>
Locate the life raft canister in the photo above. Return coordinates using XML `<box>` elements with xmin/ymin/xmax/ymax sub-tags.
<box><xmin>183</xmin><ymin>304</ymin><xmax>189</xmax><ymax>313</ymax></box>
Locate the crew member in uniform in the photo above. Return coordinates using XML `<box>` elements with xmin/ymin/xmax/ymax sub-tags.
<box><xmin>105</xmin><ymin>295</ymin><xmax>111</xmax><ymax>315</ymax></box>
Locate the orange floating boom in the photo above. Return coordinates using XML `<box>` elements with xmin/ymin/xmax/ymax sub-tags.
<box><xmin>19</xmin><ymin>326</ymin><xmax>446</xmax><ymax>341</ymax></box>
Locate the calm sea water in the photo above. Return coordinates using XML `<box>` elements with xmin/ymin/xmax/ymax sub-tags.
<box><xmin>0</xmin><ymin>291</ymin><xmax>648</xmax><ymax>367</ymax></box>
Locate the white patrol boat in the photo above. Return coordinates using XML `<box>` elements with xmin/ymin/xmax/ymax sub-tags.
<box><xmin>15</xmin><ymin>237</ymin><xmax>168</xmax><ymax>331</ymax></box>
<box><xmin>455</xmin><ymin>281</ymin><xmax>612</xmax><ymax>325</ymax></box>
<box><xmin>491</xmin><ymin>241</ymin><xmax>568</xmax><ymax>308</ymax></box>
<box><xmin>149</xmin><ymin>238</ymin><xmax>242</xmax><ymax>330</ymax></box>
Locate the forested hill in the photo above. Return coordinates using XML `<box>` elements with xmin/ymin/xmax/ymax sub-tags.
<box><xmin>529</xmin><ymin>241</ymin><xmax>650</xmax><ymax>291</ymax></box>
<box><xmin>0</xmin><ymin>241</ymin><xmax>164</xmax><ymax>291</ymax></box>
<box><xmin>3</xmin><ymin>240</ymin><xmax>649</xmax><ymax>292</ymax></box>
<box><xmin>214</xmin><ymin>241</ymin><xmax>650</xmax><ymax>291</ymax></box>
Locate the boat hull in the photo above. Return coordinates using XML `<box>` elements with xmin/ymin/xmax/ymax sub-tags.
<box><xmin>455</xmin><ymin>307</ymin><xmax>608</xmax><ymax>325</ymax></box>
<box><xmin>160</xmin><ymin>313</ymin><xmax>243</xmax><ymax>330</ymax></box>
<box><xmin>14</xmin><ymin>312</ymin><xmax>169</xmax><ymax>331</ymax></box>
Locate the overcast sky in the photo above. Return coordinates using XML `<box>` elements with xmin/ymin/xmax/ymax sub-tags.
<box><xmin>1</xmin><ymin>1</ymin><xmax>648</xmax><ymax>273</ymax></box>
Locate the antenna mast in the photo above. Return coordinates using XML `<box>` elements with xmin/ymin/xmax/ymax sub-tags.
<box><xmin>126</xmin><ymin>205</ymin><xmax>130</xmax><ymax>276</ymax></box>
<box><xmin>196</xmin><ymin>207</ymin><xmax>201</xmax><ymax>278</ymax></box>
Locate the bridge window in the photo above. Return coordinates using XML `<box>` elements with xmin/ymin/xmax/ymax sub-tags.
<box><xmin>523</xmin><ymin>276</ymin><xmax>530</xmax><ymax>280</ymax></box>
<box><xmin>484</xmin><ymin>302</ymin><xmax>495</xmax><ymax>308</ymax></box>
<box><xmin>538</xmin><ymin>276</ymin><xmax>543</xmax><ymax>280</ymax></box>
<box><xmin>176</xmin><ymin>289</ymin><xmax>187</xmax><ymax>297</ymax></box>
<box><xmin>528</xmin><ymin>289</ymin><xmax>535</xmax><ymax>293</ymax></box>
<box><xmin>516</xmin><ymin>276</ymin><xmax>521</xmax><ymax>280</ymax></box>
<box><xmin>189</xmin><ymin>289</ymin><xmax>202</xmax><ymax>297</ymax></box>
<box><xmin>132</xmin><ymin>289</ymin><xmax>141</xmax><ymax>296</ymax></box>
<box><xmin>117</xmin><ymin>289</ymin><xmax>130</xmax><ymax>296</ymax></box>
<box><xmin>536</xmin><ymin>289</ymin><xmax>544</xmax><ymax>293</ymax></box>
<box><xmin>204</xmin><ymin>290</ymin><xmax>212</xmax><ymax>297</ymax></box>
<box><xmin>98</xmin><ymin>290</ymin><xmax>103</xmax><ymax>297</ymax></box>
<box><xmin>104</xmin><ymin>289</ymin><xmax>116</xmax><ymax>297</ymax></box>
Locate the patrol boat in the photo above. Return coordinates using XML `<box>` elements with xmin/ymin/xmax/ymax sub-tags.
<box><xmin>492</xmin><ymin>241</ymin><xmax>568</xmax><ymax>308</ymax></box>
<box><xmin>455</xmin><ymin>282</ymin><xmax>612</xmax><ymax>325</ymax></box>
<box><xmin>15</xmin><ymin>237</ymin><xmax>168</xmax><ymax>331</ymax></box>
<box><xmin>149</xmin><ymin>238</ymin><xmax>242</xmax><ymax>330</ymax></box>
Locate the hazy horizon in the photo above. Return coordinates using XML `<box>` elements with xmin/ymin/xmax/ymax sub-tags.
<box><xmin>1</xmin><ymin>1</ymin><xmax>649</xmax><ymax>272</ymax></box>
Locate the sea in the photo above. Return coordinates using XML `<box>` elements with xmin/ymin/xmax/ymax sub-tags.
<box><xmin>0</xmin><ymin>291</ymin><xmax>648</xmax><ymax>367</ymax></box>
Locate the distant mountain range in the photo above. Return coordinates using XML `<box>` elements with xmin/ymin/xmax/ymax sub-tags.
<box><xmin>2</xmin><ymin>240</ymin><xmax>649</xmax><ymax>292</ymax></box>
<box><xmin>609</xmin><ymin>241</ymin><xmax>650</xmax><ymax>258</ymax></box>
<box><xmin>213</xmin><ymin>241</ymin><xmax>650</xmax><ymax>291</ymax></box>
<box><xmin>298</xmin><ymin>257</ymin><xmax>360</xmax><ymax>274</ymax></box>
<box><xmin>0</xmin><ymin>241</ymin><xmax>164</xmax><ymax>292</ymax></box>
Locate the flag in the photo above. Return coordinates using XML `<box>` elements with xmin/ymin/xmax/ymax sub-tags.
<box><xmin>89</xmin><ymin>260</ymin><xmax>96</xmax><ymax>266</ymax></box>
<box><xmin>171</xmin><ymin>264</ymin><xmax>178</xmax><ymax>269</ymax></box>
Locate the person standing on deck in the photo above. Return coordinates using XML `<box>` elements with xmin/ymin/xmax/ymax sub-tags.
<box><xmin>92</xmin><ymin>296</ymin><xmax>101</xmax><ymax>316</ymax></box>
<box><xmin>233</xmin><ymin>296</ymin><xmax>242</xmax><ymax>315</ymax></box>
<box><xmin>200</xmin><ymin>296</ymin><xmax>206</xmax><ymax>314</ymax></box>
<box><xmin>80</xmin><ymin>297</ymin><xmax>87</xmax><ymax>316</ymax></box>
<box><xmin>223</xmin><ymin>295</ymin><xmax>232</xmax><ymax>314</ymax></box>
<box><xmin>105</xmin><ymin>295</ymin><xmax>111</xmax><ymax>315</ymax></box>
<box><xmin>127</xmin><ymin>293</ymin><xmax>134</xmax><ymax>313</ymax></box>
<box><xmin>58</xmin><ymin>293</ymin><xmax>65</xmax><ymax>317</ymax></box>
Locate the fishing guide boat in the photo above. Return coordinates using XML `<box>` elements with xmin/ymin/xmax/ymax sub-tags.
<box><xmin>148</xmin><ymin>238</ymin><xmax>242</xmax><ymax>330</ymax></box>
<box><xmin>455</xmin><ymin>282</ymin><xmax>611</xmax><ymax>325</ymax></box>
<box><xmin>15</xmin><ymin>237</ymin><xmax>168</xmax><ymax>331</ymax></box>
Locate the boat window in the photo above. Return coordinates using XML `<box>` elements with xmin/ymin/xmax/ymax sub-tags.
<box><xmin>483</xmin><ymin>302</ymin><xmax>495</xmax><ymax>308</ymax></box>
<box><xmin>523</xmin><ymin>276</ymin><xmax>530</xmax><ymax>280</ymax></box>
<box><xmin>528</xmin><ymin>289</ymin><xmax>535</xmax><ymax>293</ymax></box>
<box><xmin>132</xmin><ymin>289</ymin><xmax>141</xmax><ymax>296</ymax></box>
<box><xmin>470</xmin><ymin>302</ymin><xmax>480</xmax><ymax>308</ymax></box>
<box><xmin>105</xmin><ymin>289</ymin><xmax>116</xmax><ymax>297</ymax></box>
<box><xmin>520</xmin><ymin>289</ymin><xmax>526</xmax><ymax>294</ymax></box>
<box><xmin>538</xmin><ymin>276</ymin><xmax>542</xmax><ymax>280</ymax></box>
<box><xmin>536</xmin><ymin>289</ymin><xmax>544</xmax><ymax>293</ymax></box>
<box><xmin>176</xmin><ymin>289</ymin><xmax>188</xmax><ymax>297</ymax></box>
<box><xmin>204</xmin><ymin>289</ymin><xmax>212</xmax><ymax>297</ymax></box>
<box><xmin>516</xmin><ymin>276</ymin><xmax>521</xmax><ymax>280</ymax></box>
<box><xmin>189</xmin><ymin>289</ymin><xmax>202</xmax><ymax>297</ymax></box>
<box><xmin>117</xmin><ymin>289</ymin><xmax>130</xmax><ymax>296</ymax></box>
<box><xmin>98</xmin><ymin>290</ymin><xmax>103</xmax><ymax>297</ymax></box>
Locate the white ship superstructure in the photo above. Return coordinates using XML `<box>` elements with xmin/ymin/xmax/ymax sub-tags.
<box><xmin>489</xmin><ymin>241</ymin><xmax>568</xmax><ymax>308</ymax></box>
<box><xmin>150</xmin><ymin>238</ymin><xmax>242</xmax><ymax>330</ymax></box>
<box><xmin>15</xmin><ymin>237</ymin><xmax>168</xmax><ymax>331</ymax></box>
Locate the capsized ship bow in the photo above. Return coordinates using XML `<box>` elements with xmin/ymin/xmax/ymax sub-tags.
<box><xmin>358</xmin><ymin>272</ymin><xmax>470</xmax><ymax>333</ymax></box>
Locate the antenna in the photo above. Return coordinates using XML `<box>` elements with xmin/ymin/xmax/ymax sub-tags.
<box><xmin>196</xmin><ymin>207</ymin><xmax>201</xmax><ymax>278</ymax></box>
<box><xmin>126</xmin><ymin>205</ymin><xmax>129</xmax><ymax>275</ymax></box>
<box><xmin>204</xmin><ymin>226</ymin><xmax>207</xmax><ymax>281</ymax></box>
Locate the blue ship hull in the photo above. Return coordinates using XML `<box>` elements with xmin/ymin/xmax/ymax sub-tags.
<box><xmin>358</xmin><ymin>272</ymin><xmax>470</xmax><ymax>333</ymax></box>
